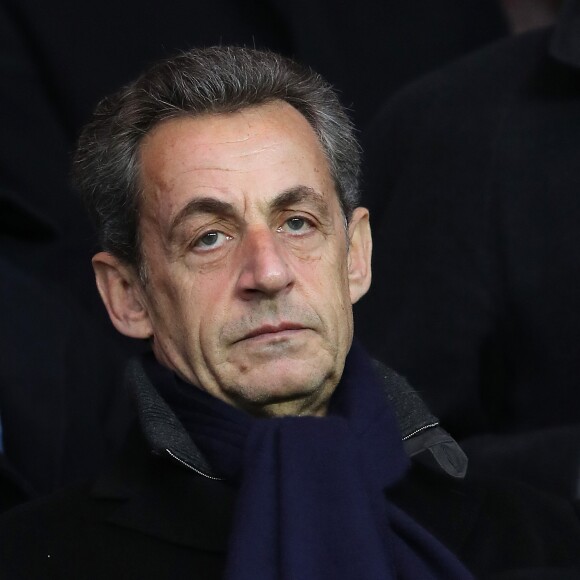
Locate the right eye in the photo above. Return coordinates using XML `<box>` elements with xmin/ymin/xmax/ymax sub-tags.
<box><xmin>192</xmin><ymin>231</ymin><xmax>231</xmax><ymax>251</ymax></box>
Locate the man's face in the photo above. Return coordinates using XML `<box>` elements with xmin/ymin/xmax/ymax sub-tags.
<box><xmin>96</xmin><ymin>101</ymin><xmax>371</xmax><ymax>416</ymax></box>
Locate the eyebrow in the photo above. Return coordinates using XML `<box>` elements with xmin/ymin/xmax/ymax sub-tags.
<box><xmin>168</xmin><ymin>185</ymin><xmax>331</xmax><ymax>236</ymax></box>
<box><xmin>269</xmin><ymin>186</ymin><xmax>331</xmax><ymax>219</ymax></box>
<box><xmin>168</xmin><ymin>197</ymin><xmax>237</xmax><ymax>235</ymax></box>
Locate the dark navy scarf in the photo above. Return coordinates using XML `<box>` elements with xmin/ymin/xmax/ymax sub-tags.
<box><xmin>152</xmin><ymin>340</ymin><xmax>473</xmax><ymax>579</ymax></box>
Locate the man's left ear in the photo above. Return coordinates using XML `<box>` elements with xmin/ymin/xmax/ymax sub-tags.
<box><xmin>347</xmin><ymin>206</ymin><xmax>372</xmax><ymax>304</ymax></box>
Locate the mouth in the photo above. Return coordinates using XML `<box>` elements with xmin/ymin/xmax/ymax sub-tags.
<box><xmin>239</xmin><ymin>322</ymin><xmax>308</xmax><ymax>342</ymax></box>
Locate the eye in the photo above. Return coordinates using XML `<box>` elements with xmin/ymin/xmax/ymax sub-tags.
<box><xmin>192</xmin><ymin>230</ymin><xmax>231</xmax><ymax>251</ymax></box>
<box><xmin>279</xmin><ymin>216</ymin><xmax>314</xmax><ymax>235</ymax></box>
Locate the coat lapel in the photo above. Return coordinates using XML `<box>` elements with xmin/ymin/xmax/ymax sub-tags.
<box><xmin>89</xmin><ymin>428</ymin><xmax>234</xmax><ymax>552</ymax></box>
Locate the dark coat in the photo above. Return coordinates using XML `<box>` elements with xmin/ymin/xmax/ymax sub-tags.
<box><xmin>355</xmin><ymin>0</ymin><xmax>580</xmax><ymax>499</ymax></box>
<box><xmin>0</xmin><ymin>252</ymin><xmax>136</xmax><ymax>500</ymax></box>
<box><xmin>0</xmin><ymin>196</ymin><xmax>136</xmax><ymax>508</ymax></box>
<box><xmin>0</xmin><ymin>357</ymin><xmax>579</xmax><ymax>579</ymax></box>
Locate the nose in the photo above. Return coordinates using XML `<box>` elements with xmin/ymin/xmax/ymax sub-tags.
<box><xmin>236</xmin><ymin>227</ymin><xmax>295</xmax><ymax>299</ymax></box>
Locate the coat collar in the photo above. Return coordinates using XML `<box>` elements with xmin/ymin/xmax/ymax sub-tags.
<box><xmin>89</xmin><ymin>351</ymin><xmax>468</xmax><ymax>552</ymax></box>
<box><xmin>90</xmin><ymin>426</ymin><xmax>234</xmax><ymax>552</ymax></box>
<box><xmin>550</xmin><ymin>0</ymin><xmax>580</xmax><ymax>68</ymax></box>
<box><xmin>126</xmin><ymin>354</ymin><xmax>468</xmax><ymax>480</ymax></box>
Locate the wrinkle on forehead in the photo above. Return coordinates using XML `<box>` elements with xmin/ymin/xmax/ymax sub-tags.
<box><xmin>147</xmin><ymin>142</ymin><xmax>285</xmax><ymax>184</ymax></box>
<box><xmin>173</xmin><ymin>142</ymin><xmax>283</xmax><ymax>175</ymax></box>
<box><xmin>235</xmin><ymin>143</ymin><xmax>279</xmax><ymax>158</ymax></box>
<box><xmin>139</xmin><ymin>100</ymin><xmax>335</xmax><ymax>228</ymax></box>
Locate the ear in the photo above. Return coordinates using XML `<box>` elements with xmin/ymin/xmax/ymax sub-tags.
<box><xmin>347</xmin><ymin>207</ymin><xmax>372</xmax><ymax>304</ymax></box>
<box><xmin>92</xmin><ymin>252</ymin><xmax>153</xmax><ymax>339</ymax></box>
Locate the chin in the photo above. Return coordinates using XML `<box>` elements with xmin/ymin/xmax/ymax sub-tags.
<box><xmin>223</xmin><ymin>363</ymin><xmax>336</xmax><ymax>417</ymax></box>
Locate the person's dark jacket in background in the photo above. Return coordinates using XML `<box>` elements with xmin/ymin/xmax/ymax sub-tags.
<box><xmin>356</xmin><ymin>0</ymin><xmax>580</xmax><ymax>499</ymax></box>
<box><xmin>0</xmin><ymin>194</ymin><xmax>135</xmax><ymax>512</ymax></box>
<box><xmin>0</xmin><ymin>0</ymin><xmax>507</xmax><ymax>302</ymax></box>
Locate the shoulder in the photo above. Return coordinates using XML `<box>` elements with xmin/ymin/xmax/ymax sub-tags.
<box><xmin>392</xmin><ymin>463</ymin><xmax>580</xmax><ymax>578</ymax></box>
<box><xmin>363</xmin><ymin>27</ymin><xmax>553</xmax><ymax>171</ymax></box>
<box><xmin>361</xmin><ymin>27</ymin><xmax>563</xmax><ymax>216</ymax></box>
<box><xmin>376</xmin><ymin>27</ymin><xmax>554</xmax><ymax>122</ymax></box>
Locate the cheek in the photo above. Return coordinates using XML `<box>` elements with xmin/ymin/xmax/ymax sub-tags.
<box><xmin>301</xmin><ymin>256</ymin><xmax>351</xmax><ymax>319</ymax></box>
<box><xmin>182</xmin><ymin>272</ymin><xmax>231</xmax><ymax>340</ymax></box>
<box><xmin>146</xmin><ymin>268</ymin><xmax>197</xmax><ymax>330</ymax></box>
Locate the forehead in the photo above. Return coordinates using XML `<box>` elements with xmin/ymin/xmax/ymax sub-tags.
<box><xmin>138</xmin><ymin>101</ymin><xmax>337</xmax><ymax>219</ymax></box>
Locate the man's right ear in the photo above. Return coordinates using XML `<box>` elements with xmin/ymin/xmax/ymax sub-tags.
<box><xmin>92</xmin><ymin>252</ymin><xmax>153</xmax><ymax>339</ymax></box>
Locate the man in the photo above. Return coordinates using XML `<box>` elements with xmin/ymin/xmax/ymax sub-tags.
<box><xmin>1</xmin><ymin>47</ymin><xmax>579</xmax><ymax>579</ymax></box>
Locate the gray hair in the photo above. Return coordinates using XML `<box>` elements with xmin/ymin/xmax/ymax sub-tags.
<box><xmin>73</xmin><ymin>46</ymin><xmax>361</xmax><ymax>267</ymax></box>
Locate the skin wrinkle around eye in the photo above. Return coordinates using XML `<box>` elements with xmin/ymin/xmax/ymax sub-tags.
<box><xmin>195</xmin><ymin>215</ymin><xmax>314</xmax><ymax>253</ymax></box>
<box><xmin>170</xmin><ymin>186</ymin><xmax>334</xmax><ymax>263</ymax></box>
<box><xmin>184</xmin><ymin>221</ymin><xmax>326</xmax><ymax>272</ymax></box>
<box><xmin>168</xmin><ymin>185</ymin><xmax>331</xmax><ymax>239</ymax></box>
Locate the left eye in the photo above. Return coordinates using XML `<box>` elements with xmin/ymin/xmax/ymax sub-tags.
<box><xmin>280</xmin><ymin>217</ymin><xmax>312</xmax><ymax>234</ymax></box>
